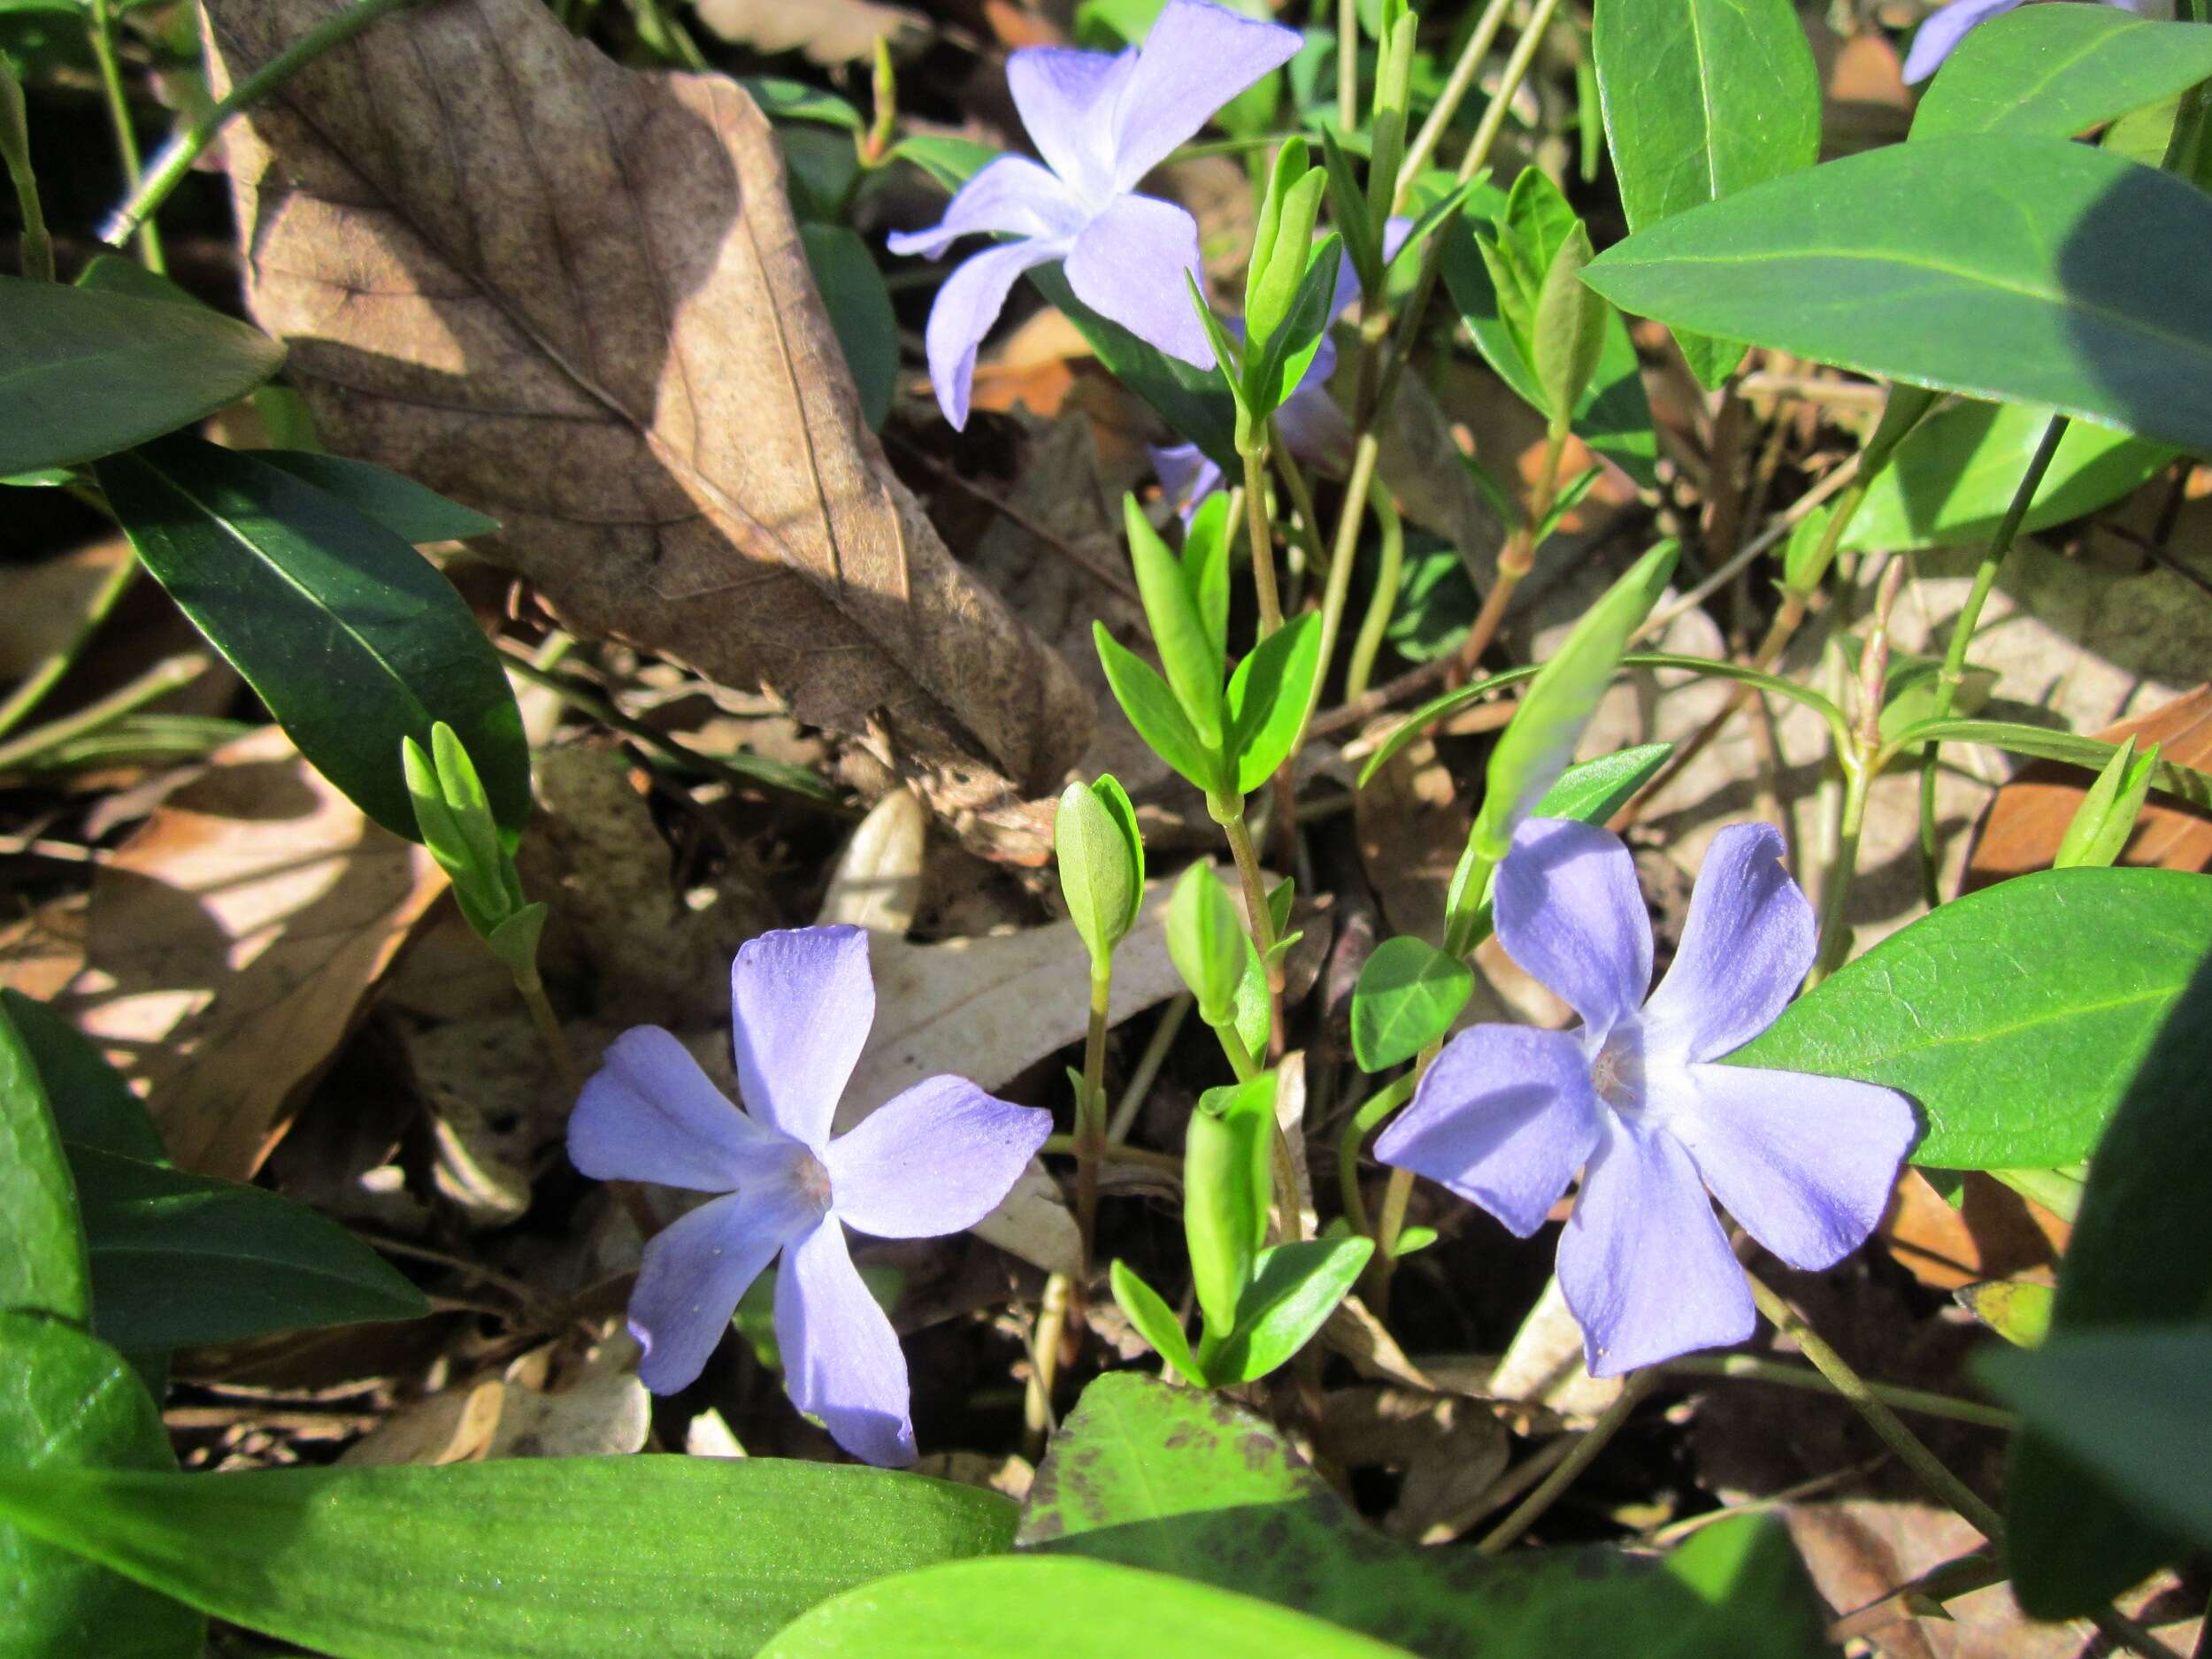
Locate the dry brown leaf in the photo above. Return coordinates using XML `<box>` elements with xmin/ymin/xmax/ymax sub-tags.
<box><xmin>59</xmin><ymin>726</ymin><xmax>446</xmax><ymax>1179</ymax></box>
<box><xmin>202</xmin><ymin>0</ymin><xmax>1088</xmax><ymax>863</ymax></box>
<box><xmin>693</xmin><ymin>0</ymin><xmax>925</xmax><ymax>62</ymax></box>
<box><xmin>1965</xmin><ymin>684</ymin><xmax>2212</xmax><ymax>886</ymax></box>
<box><xmin>1876</xmin><ymin>1169</ymin><xmax>2065</xmax><ymax>1294</ymax></box>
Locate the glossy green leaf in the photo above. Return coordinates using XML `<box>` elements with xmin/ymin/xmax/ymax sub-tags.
<box><xmin>1245</xmin><ymin>233</ymin><xmax>1340</xmax><ymax>421</ymax></box>
<box><xmin>1185</xmin><ymin>1071</ymin><xmax>1277</xmax><ymax>1336</ymax></box>
<box><xmin>1109</xmin><ymin>1259</ymin><xmax>1197</xmax><ymax>1381</ymax></box>
<box><xmin>1167</xmin><ymin>865</ymin><xmax>1248</xmax><ymax>1028</ymax></box>
<box><xmin>800</xmin><ymin>223</ymin><xmax>898</xmax><ymax>431</ymax></box>
<box><xmin>1532</xmin><ymin>226</ymin><xmax>1606</xmax><ymax>422</ymax></box>
<box><xmin>250</xmin><ymin>452</ymin><xmax>500</xmax><ymax>543</ymax></box>
<box><xmin>66</xmin><ymin>1147</ymin><xmax>429</xmax><ymax>1350</ymax></box>
<box><xmin>1210</xmin><ymin>1237</ymin><xmax>1374</xmax><ymax>1384</ymax></box>
<box><xmin>1350</xmin><ymin>936</ymin><xmax>1473</xmax><ymax>1071</ymax></box>
<box><xmin>1985</xmin><ymin>1329</ymin><xmax>2212</xmax><ymax>1570</ymax></box>
<box><xmin>1094</xmin><ymin>623</ymin><xmax>1225</xmax><ymax>796</ymax></box>
<box><xmin>0</xmin><ymin>990</ymin><xmax>164</xmax><ymax>1163</ymax></box>
<box><xmin>0</xmin><ymin>1457</ymin><xmax>1015</xmax><ymax>1659</ymax></box>
<box><xmin>1840</xmin><ymin>398</ymin><xmax>2173</xmax><ymax>553</ymax></box>
<box><xmin>1034</xmin><ymin>265</ymin><xmax>1239</xmax><ymax>468</ymax></box>
<box><xmin>1057</xmin><ymin>776</ymin><xmax>1145</xmax><ymax>968</ymax></box>
<box><xmin>0</xmin><ymin>995</ymin><xmax>87</xmax><ymax>1321</ymax></box>
<box><xmin>1592</xmin><ymin>0</ymin><xmax>1818</xmax><ymax>388</ymax></box>
<box><xmin>1910</xmin><ymin>8</ymin><xmax>2212</xmax><ymax>142</ymax></box>
<box><xmin>1226</xmin><ymin>610</ymin><xmax>1324</xmax><ymax>794</ymax></box>
<box><xmin>1532</xmin><ymin>741</ymin><xmax>1675</xmax><ymax>824</ymax></box>
<box><xmin>2001</xmin><ymin>943</ymin><xmax>2212</xmax><ymax>1617</ymax></box>
<box><xmin>1885</xmin><ymin>718</ymin><xmax>2212</xmax><ymax>810</ymax></box>
<box><xmin>760</xmin><ymin>1556</ymin><xmax>1420</xmax><ymax>1659</ymax></box>
<box><xmin>2055</xmin><ymin>735</ymin><xmax>2156</xmax><ymax>869</ymax></box>
<box><xmin>1729</xmin><ymin>867</ymin><xmax>2212</xmax><ymax>1168</ymax></box>
<box><xmin>1182</xmin><ymin>492</ymin><xmax>1233</xmax><ymax>663</ymax></box>
<box><xmin>1125</xmin><ymin>495</ymin><xmax>1225</xmax><ymax>747</ymax></box>
<box><xmin>741</xmin><ymin>75</ymin><xmax>864</xmax><ymax>130</ymax></box>
<box><xmin>1017</xmin><ymin>1373</ymin><xmax>1832</xmax><ymax>1658</ymax></box>
<box><xmin>0</xmin><ymin>1314</ymin><xmax>204</xmax><ymax>1659</ymax></box>
<box><xmin>890</xmin><ymin>133</ymin><xmax>1000</xmax><ymax>194</ymax></box>
<box><xmin>1581</xmin><ymin>136</ymin><xmax>2212</xmax><ymax>459</ymax></box>
<box><xmin>0</xmin><ymin>275</ymin><xmax>285</xmax><ymax>473</ymax></box>
<box><xmin>100</xmin><ymin>434</ymin><xmax>532</xmax><ymax>841</ymax></box>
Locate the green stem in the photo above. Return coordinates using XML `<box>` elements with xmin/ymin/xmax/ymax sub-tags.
<box><xmin>104</xmin><ymin>0</ymin><xmax>423</xmax><ymax>250</ymax></box>
<box><xmin>1293</xmin><ymin>433</ymin><xmax>1385</xmax><ymax>748</ymax></box>
<box><xmin>1075</xmin><ymin>966</ymin><xmax>1112</xmax><ymax>1276</ymax></box>
<box><xmin>1268</xmin><ymin>424</ymin><xmax>1327</xmax><ymax>575</ymax></box>
<box><xmin>86</xmin><ymin>0</ymin><xmax>162</xmax><ymax>271</ymax></box>
<box><xmin>1808</xmin><ymin>754</ymin><xmax>1870</xmax><ymax>987</ymax></box>
<box><xmin>1241</xmin><ymin>448</ymin><xmax>1285</xmax><ymax>637</ymax></box>
<box><xmin>0</xmin><ymin>549</ymin><xmax>139</xmax><ymax>743</ymax></box>
<box><xmin>1220</xmin><ymin>808</ymin><xmax>1284</xmax><ymax>1055</ymax></box>
<box><xmin>1344</xmin><ymin>480</ymin><xmax>1403</xmax><ymax>702</ymax></box>
<box><xmin>0</xmin><ymin>651</ymin><xmax>205</xmax><ymax>773</ymax></box>
<box><xmin>1217</xmin><ymin>1020</ymin><xmax>1262</xmax><ymax>1084</ymax></box>
<box><xmin>1338</xmin><ymin>1071</ymin><xmax>1416</xmax><ymax>1235</ymax></box>
<box><xmin>511</xmin><ymin>956</ymin><xmax>583</xmax><ymax>1102</ymax></box>
<box><xmin>1453</xmin><ymin>419</ymin><xmax>1569</xmax><ymax>681</ymax></box>
<box><xmin>1656</xmin><ymin>1355</ymin><xmax>2016</xmax><ymax>1431</ymax></box>
<box><xmin>1743</xmin><ymin>1271</ymin><xmax>2003</xmax><ymax>1540</ymax></box>
<box><xmin>1478</xmin><ymin>1371</ymin><xmax>1659</xmax><ymax>1553</ymax></box>
<box><xmin>1042</xmin><ymin>1134</ymin><xmax>1182</xmax><ymax>1174</ymax></box>
<box><xmin>1337</xmin><ymin>0</ymin><xmax>1358</xmax><ymax>133</ymax></box>
<box><xmin>1915</xmin><ymin>413</ymin><xmax>2069</xmax><ymax>905</ymax></box>
<box><xmin>1109</xmin><ymin>994</ymin><xmax>1190</xmax><ymax>1143</ymax></box>
<box><xmin>0</xmin><ymin>75</ymin><xmax>55</xmax><ymax>282</ymax></box>
<box><xmin>1394</xmin><ymin>0</ymin><xmax>1517</xmax><ymax>205</ymax></box>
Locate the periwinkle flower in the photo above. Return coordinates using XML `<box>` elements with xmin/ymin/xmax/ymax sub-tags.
<box><xmin>1376</xmin><ymin>818</ymin><xmax>1916</xmax><ymax>1376</ymax></box>
<box><xmin>1902</xmin><ymin>0</ymin><xmax>2140</xmax><ymax>82</ymax></box>
<box><xmin>568</xmin><ymin>925</ymin><xmax>1050</xmax><ymax>1466</ymax></box>
<box><xmin>1150</xmin><ymin>219</ymin><xmax>1415</xmax><ymax>521</ymax></box>
<box><xmin>887</xmin><ymin>0</ymin><xmax>1301</xmax><ymax>428</ymax></box>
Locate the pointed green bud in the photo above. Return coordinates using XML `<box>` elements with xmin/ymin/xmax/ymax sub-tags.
<box><xmin>1167</xmin><ymin>863</ymin><xmax>1247</xmax><ymax>1028</ymax></box>
<box><xmin>1056</xmin><ymin>774</ymin><xmax>1144</xmax><ymax>970</ymax></box>
<box><xmin>2055</xmin><ymin>737</ymin><xmax>2157</xmax><ymax>870</ymax></box>
<box><xmin>1183</xmin><ymin>1069</ymin><xmax>1277</xmax><ymax>1339</ymax></box>
<box><xmin>1532</xmin><ymin>224</ymin><xmax>1606</xmax><ymax>428</ymax></box>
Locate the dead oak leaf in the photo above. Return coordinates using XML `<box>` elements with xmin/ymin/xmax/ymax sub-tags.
<box><xmin>201</xmin><ymin>0</ymin><xmax>1089</xmax><ymax>863</ymax></box>
<box><xmin>59</xmin><ymin>726</ymin><xmax>447</xmax><ymax>1179</ymax></box>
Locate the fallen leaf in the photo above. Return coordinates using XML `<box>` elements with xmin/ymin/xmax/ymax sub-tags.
<box><xmin>1877</xmin><ymin>1170</ymin><xmax>2065</xmax><ymax>1294</ymax></box>
<box><xmin>338</xmin><ymin>1379</ymin><xmax>505</xmax><ymax>1466</ymax></box>
<box><xmin>1486</xmin><ymin>1274</ymin><xmax>1623</xmax><ymax>1421</ymax></box>
<box><xmin>693</xmin><ymin>0</ymin><xmax>925</xmax><ymax>62</ymax></box>
<box><xmin>1322</xmin><ymin>1386</ymin><xmax>1511</xmax><ymax>1544</ymax></box>
<box><xmin>1964</xmin><ymin>684</ymin><xmax>2212</xmax><ymax>886</ymax></box>
<box><xmin>59</xmin><ymin>726</ymin><xmax>447</xmax><ymax>1179</ymax></box>
<box><xmin>202</xmin><ymin>0</ymin><xmax>1089</xmax><ymax>863</ymax></box>
<box><xmin>815</xmin><ymin>787</ymin><xmax>926</xmax><ymax>935</ymax></box>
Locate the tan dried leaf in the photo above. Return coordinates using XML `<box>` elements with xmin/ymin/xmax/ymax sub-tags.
<box><xmin>693</xmin><ymin>0</ymin><xmax>925</xmax><ymax>63</ymax></box>
<box><xmin>60</xmin><ymin>726</ymin><xmax>446</xmax><ymax>1179</ymax></box>
<box><xmin>201</xmin><ymin>0</ymin><xmax>1088</xmax><ymax>862</ymax></box>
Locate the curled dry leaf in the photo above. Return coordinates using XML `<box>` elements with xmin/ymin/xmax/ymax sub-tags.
<box><xmin>59</xmin><ymin>726</ymin><xmax>447</xmax><ymax>1179</ymax></box>
<box><xmin>201</xmin><ymin>0</ymin><xmax>1090</xmax><ymax>863</ymax></box>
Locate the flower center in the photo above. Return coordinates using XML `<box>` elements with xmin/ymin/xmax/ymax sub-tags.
<box><xmin>1588</xmin><ymin>1024</ymin><xmax>1646</xmax><ymax>1113</ymax></box>
<box><xmin>793</xmin><ymin>1150</ymin><xmax>833</xmax><ymax>1214</ymax></box>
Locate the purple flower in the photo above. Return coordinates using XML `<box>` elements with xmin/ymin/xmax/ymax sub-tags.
<box><xmin>887</xmin><ymin>0</ymin><xmax>1301</xmax><ymax>428</ymax></box>
<box><xmin>568</xmin><ymin>925</ymin><xmax>1050</xmax><ymax>1465</ymax></box>
<box><xmin>1376</xmin><ymin>818</ymin><xmax>1916</xmax><ymax>1377</ymax></box>
<box><xmin>1903</xmin><ymin>0</ymin><xmax>2140</xmax><ymax>83</ymax></box>
<box><xmin>1149</xmin><ymin>218</ymin><xmax>1414</xmax><ymax>520</ymax></box>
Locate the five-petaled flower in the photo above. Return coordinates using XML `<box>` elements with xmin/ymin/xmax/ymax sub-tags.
<box><xmin>568</xmin><ymin>925</ymin><xmax>1050</xmax><ymax>1466</ymax></box>
<box><xmin>1151</xmin><ymin>219</ymin><xmax>1415</xmax><ymax>521</ymax></box>
<box><xmin>1377</xmin><ymin>818</ymin><xmax>1916</xmax><ymax>1376</ymax></box>
<box><xmin>1902</xmin><ymin>0</ymin><xmax>2139</xmax><ymax>83</ymax></box>
<box><xmin>887</xmin><ymin>0</ymin><xmax>1301</xmax><ymax>429</ymax></box>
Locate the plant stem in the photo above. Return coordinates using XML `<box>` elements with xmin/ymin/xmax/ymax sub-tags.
<box><xmin>1022</xmin><ymin>1271</ymin><xmax>1072</xmax><ymax>1457</ymax></box>
<box><xmin>1041</xmin><ymin>1135</ymin><xmax>1182</xmax><ymax>1174</ymax></box>
<box><xmin>1808</xmin><ymin>752</ymin><xmax>1870</xmax><ymax>987</ymax></box>
<box><xmin>1</xmin><ymin>86</ymin><xmax>55</xmax><ymax>282</ymax></box>
<box><xmin>1241</xmin><ymin>448</ymin><xmax>1285</xmax><ymax>637</ymax></box>
<box><xmin>1268</xmin><ymin>426</ymin><xmax>1327</xmax><ymax>575</ymax></box>
<box><xmin>1394</xmin><ymin>0</ymin><xmax>1517</xmax><ymax>204</ymax></box>
<box><xmin>1220</xmin><ymin>805</ymin><xmax>1284</xmax><ymax>1053</ymax></box>
<box><xmin>85</xmin><ymin>0</ymin><xmax>163</xmax><ymax>271</ymax></box>
<box><xmin>511</xmin><ymin>957</ymin><xmax>583</xmax><ymax>1102</ymax></box>
<box><xmin>1338</xmin><ymin>1071</ymin><xmax>1416</xmax><ymax>1234</ymax></box>
<box><xmin>1344</xmin><ymin>481</ymin><xmax>1404</xmax><ymax>701</ymax></box>
<box><xmin>104</xmin><ymin>0</ymin><xmax>423</xmax><ymax>249</ymax></box>
<box><xmin>1459</xmin><ymin>0</ymin><xmax>1562</xmax><ymax>187</ymax></box>
<box><xmin>1075</xmin><ymin>966</ymin><xmax>1112</xmax><ymax>1278</ymax></box>
<box><xmin>0</xmin><ymin>550</ymin><xmax>140</xmax><ymax>744</ymax></box>
<box><xmin>1915</xmin><ymin>413</ymin><xmax>2069</xmax><ymax>905</ymax></box>
<box><xmin>1296</xmin><ymin>436</ymin><xmax>1386</xmax><ymax>742</ymax></box>
<box><xmin>1657</xmin><ymin>1355</ymin><xmax>2016</xmax><ymax>1431</ymax></box>
<box><xmin>1743</xmin><ymin>1271</ymin><xmax>2003</xmax><ymax>1541</ymax></box>
<box><xmin>1453</xmin><ymin>420</ymin><xmax>1567</xmax><ymax>680</ymax></box>
<box><xmin>1338</xmin><ymin>0</ymin><xmax>1358</xmax><ymax>133</ymax></box>
<box><xmin>1217</xmin><ymin>1020</ymin><xmax>1263</xmax><ymax>1084</ymax></box>
<box><xmin>0</xmin><ymin>651</ymin><xmax>206</xmax><ymax>773</ymax></box>
<box><xmin>1478</xmin><ymin>1371</ymin><xmax>1659</xmax><ymax>1553</ymax></box>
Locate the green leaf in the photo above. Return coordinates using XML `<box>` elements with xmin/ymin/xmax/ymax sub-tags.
<box><xmin>1182</xmin><ymin>492</ymin><xmax>1233</xmax><ymax>664</ymax></box>
<box><xmin>1033</xmin><ymin>265</ymin><xmax>1239</xmax><ymax>469</ymax></box>
<box><xmin>0</xmin><ymin>1458</ymin><xmax>1017</xmax><ymax>1659</ymax></box>
<box><xmin>741</xmin><ymin>75</ymin><xmax>864</xmax><ymax>130</ymax></box>
<box><xmin>1184</xmin><ymin>1071</ymin><xmax>1278</xmax><ymax>1336</ymax></box>
<box><xmin>1591</xmin><ymin>0</ymin><xmax>1818</xmax><ymax>388</ymax></box>
<box><xmin>1109</xmin><ymin>1259</ymin><xmax>1198</xmax><ymax>1382</ymax></box>
<box><xmin>0</xmin><ymin>274</ymin><xmax>285</xmax><ymax>473</ymax></box>
<box><xmin>1094</xmin><ymin>623</ymin><xmax>1225</xmax><ymax>796</ymax></box>
<box><xmin>0</xmin><ymin>1314</ymin><xmax>204</xmax><ymax>1659</ymax></box>
<box><xmin>1167</xmin><ymin>865</ymin><xmax>1248</xmax><ymax>1028</ymax></box>
<box><xmin>1532</xmin><ymin>225</ymin><xmax>1607</xmax><ymax>423</ymax></box>
<box><xmin>2055</xmin><ymin>735</ymin><xmax>2156</xmax><ymax>870</ymax></box>
<box><xmin>1532</xmin><ymin>741</ymin><xmax>1674</xmax><ymax>823</ymax></box>
<box><xmin>1471</xmin><ymin>541</ymin><xmax>1680</xmax><ymax>861</ymax></box>
<box><xmin>1018</xmin><ymin>1373</ymin><xmax>1834</xmax><ymax>1657</ymax></box>
<box><xmin>1839</xmin><ymin>398</ymin><xmax>2173</xmax><ymax>554</ymax></box>
<box><xmin>800</xmin><ymin>223</ymin><xmax>899</xmax><ymax>431</ymax></box>
<box><xmin>1729</xmin><ymin>867</ymin><xmax>2212</xmax><ymax>1168</ymax></box>
<box><xmin>1225</xmin><ymin>611</ymin><xmax>1324</xmax><ymax>794</ymax></box>
<box><xmin>1884</xmin><ymin>718</ymin><xmax>2212</xmax><ymax>810</ymax></box>
<box><xmin>1057</xmin><ymin>776</ymin><xmax>1145</xmax><ymax>968</ymax></box>
<box><xmin>1910</xmin><ymin>8</ymin><xmax>2212</xmax><ymax>143</ymax></box>
<box><xmin>759</xmin><ymin>1556</ymin><xmax>1422</xmax><ymax>1659</ymax></box>
<box><xmin>1581</xmin><ymin>135</ymin><xmax>2212</xmax><ymax>459</ymax></box>
<box><xmin>1125</xmin><ymin>494</ymin><xmax>1225</xmax><ymax>747</ymax></box>
<box><xmin>99</xmin><ymin>434</ymin><xmax>532</xmax><ymax>841</ymax></box>
<box><xmin>889</xmin><ymin>133</ymin><xmax>1000</xmax><ymax>193</ymax></box>
<box><xmin>1210</xmin><ymin>1237</ymin><xmax>1374</xmax><ymax>1384</ymax></box>
<box><xmin>1245</xmin><ymin>233</ymin><xmax>1341</xmax><ymax>421</ymax></box>
<box><xmin>0</xmin><ymin>990</ymin><xmax>164</xmax><ymax>1162</ymax></box>
<box><xmin>66</xmin><ymin>1146</ymin><xmax>430</xmax><ymax>1350</ymax></box>
<box><xmin>1350</xmin><ymin>936</ymin><xmax>1473</xmax><ymax>1071</ymax></box>
<box><xmin>1954</xmin><ymin>1277</ymin><xmax>2054</xmax><ymax>1348</ymax></box>
<box><xmin>1999</xmin><ymin>941</ymin><xmax>2212</xmax><ymax>1617</ymax></box>
<box><xmin>0</xmin><ymin>995</ymin><xmax>87</xmax><ymax>1321</ymax></box>
<box><xmin>1983</xmin><ymin>1328</ymin><xmax>2212</xmax><ymax>1571</ymax></box>
<box><xmin>250</xmin><ymin>452</ymin><xmax>500</xmax><ymax>543</ymax></box>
